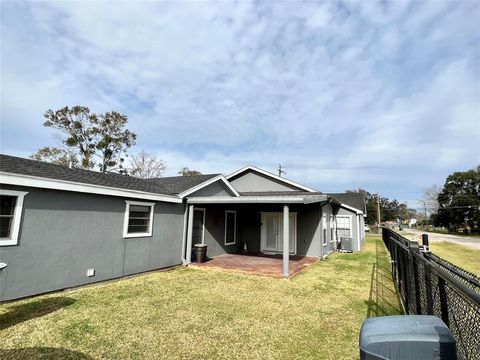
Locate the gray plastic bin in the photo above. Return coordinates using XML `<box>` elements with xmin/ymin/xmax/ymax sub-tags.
<box><xmin>360</xmin><ymin>315</ymin><xmax>456</xmax><ymax>360</ymax></box>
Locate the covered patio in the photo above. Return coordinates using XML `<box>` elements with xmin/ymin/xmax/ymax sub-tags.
<box><xmin>191</xmin><ymin>253</ymin><xmax>319</xmax><ymax>278</ymax></box>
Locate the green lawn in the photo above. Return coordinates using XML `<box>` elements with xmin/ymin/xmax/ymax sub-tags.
<box><xmin>429</xmin><ymin>242</ymin><xmax>480</xmax><ymax>276</ymax></box>
<box><xmin>0</xmin><ymin>235</ymin><xmax>401</xmax><ymax>360</ymax></box>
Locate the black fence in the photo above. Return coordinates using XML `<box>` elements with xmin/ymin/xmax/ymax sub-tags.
<box><xmin>382</xmin><ymin>227</ymin><xmax>480</xmax><ymax>360</ymax></box>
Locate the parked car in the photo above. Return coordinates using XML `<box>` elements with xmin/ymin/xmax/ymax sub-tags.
<box><xmin>364</xmin><ymin>225</ymin><xmax>370</xmax><ymax>232</ymax></box>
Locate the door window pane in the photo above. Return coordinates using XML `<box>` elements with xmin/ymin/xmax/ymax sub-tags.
<box><xmin>225</xmin><ymin>211</ymin><xmax>236</xmax><ymax>244</ymax></box>
<box><xmin>265</xmin><ymin>215</ymin><xmax>277</xmax><ymax>248</ymax></box>
<box><xmin>192</xmin><ymin>210</ymin><xmax>204</xmax><ymax>244</ymax></box>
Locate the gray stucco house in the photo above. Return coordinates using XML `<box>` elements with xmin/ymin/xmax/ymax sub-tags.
<box><xmin>0</xmin><ymin>154</ymin><xmax>366</xmax><ymax>301</ymax></box>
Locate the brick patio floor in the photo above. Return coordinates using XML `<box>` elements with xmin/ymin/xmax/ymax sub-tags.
<box><xmin>191</xmin><ymin>253</ymin><xmax>319</xmax><ymax>278</ymax></box>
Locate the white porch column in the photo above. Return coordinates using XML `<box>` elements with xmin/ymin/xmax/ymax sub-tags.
<box><xmin>283</xmin><ymin>204</ymin><xmax>289</xmax><ymax>278</ymax></box>
<box><xmin>186</xmin><ymin>205</ymin><xmax>195</xmax><ymax>264</ymax></box>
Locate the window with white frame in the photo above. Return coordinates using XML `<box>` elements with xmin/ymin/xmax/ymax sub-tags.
<box><xmin>0</xmin><ymin>190</ymin><xmax>28</xmax><ymax>246</ymax></box>
<box><xmin>336</xmin><ymin>216</ymin><xmax>351</xmax><ymax>238</ymax></box>
<box><xmin>330</xmin><ymin>214</ymin><xmax>335</xmax><ymax>243</ymax></box>
<box><xmin>322</xmin><ymin>215</ymin><xmax>327</xmax><ymax>245</ymax></box>
<box><xmin>224</xmin><ymin>210</ymin><xmax>236</xmax><ymax>245</ymax></box>
<box><xmin>123</xmin><ymin>201</ymin><xmax>155</xmax><ymax>238</ymax></box>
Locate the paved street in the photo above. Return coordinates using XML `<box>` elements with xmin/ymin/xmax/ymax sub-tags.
<box><xmin>401</xmin><ymin>228</ymin><xmax>480</xmax><ymax>249</ymax></box>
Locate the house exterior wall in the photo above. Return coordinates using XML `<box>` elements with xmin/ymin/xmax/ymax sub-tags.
<box><xmin>297</xmin><ymin>204</ymin><xmax>321</xmax><ymax>257</ymax></box>
<box><xmin>188</xmin><ymin>181</ymin><xmax>234</xmax><ymax>197</ymax></box>
<box><xmin>201</xmin><ymin>205</ymin><xmax>243</xmax><ymax>257</ymax></box>
<box><xmin>198</xmin><ymin>204</ymin><xmax>322</xmax><ymax>258</ymax></box>
<box><xmin>336</xmin><ymin>207</ymin><xmax>361</xmax><ymax>252</ymax></box>
<box><xmin>229</xmin><ymin>171</ymin><xmax>300</xmax><ymax>192</ymax></box>
<box><xmin>359</xmin><ymin>215</ymin><xmax>366</xmax><ymax>249</ymax></box>
<box><xmin>319</xmin><ymin>203</ymin><xmax>335</xmax><ymax>257</ymax></box>
<box><xmin>0</xmin><ymin>185</ymin><xmax>184</xmax><ymax>301</ymax></box>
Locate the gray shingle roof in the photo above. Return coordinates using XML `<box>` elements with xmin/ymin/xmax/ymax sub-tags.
<box><xmin>328</xmin><ymin>192</ymin><xmax>366</xmax><ymax>212</ymax></box>
<box><xmin>0</xmin><ymin>154</ymin><xmax>218</xmax><ymax>195</ymax></box>
<box><xmin>145</xmin><ymin>175</ymin><xmax>221</xmax><ymax>194</ymax></box>
<box><xmin>239</xmin><ymin>191</ymin><xmax>324</xmax><ymax>196</ymax></box>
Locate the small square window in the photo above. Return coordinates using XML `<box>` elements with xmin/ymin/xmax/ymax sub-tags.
<box><xmin>123</xmin><ymin>201</ymin><xmax>155</xmax><ymax>238</ymax></box>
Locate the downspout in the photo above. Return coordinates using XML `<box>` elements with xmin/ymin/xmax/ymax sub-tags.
<box><xmin>181</xmin><ymin>199</ymin><xmax>188</xmax><ymax>265</ymax></box>
<box><xmin>357</xmin><ymin>214</ymin><xmax>361</xmax><ymax>251</ymax></box>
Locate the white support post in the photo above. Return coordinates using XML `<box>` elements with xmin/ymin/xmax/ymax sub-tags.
<box><xmin>186</xmin><ymin>205</ymin><xmax>194</xmax><ymax>264</ymax></box>
<box><xmin>283</xmin><ymin>204</ymin><xmax>289</xmax><ymax>278</ymax></box>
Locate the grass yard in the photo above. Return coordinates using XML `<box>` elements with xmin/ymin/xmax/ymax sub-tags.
<box><xmin>429</xmin><ymin>242</ymin><xmax>480</xmax><ymax>276</ymax></box>
<box><xmin>0</xmin><ymin>235</ymin><xmax>401</xmax><ymax>360</ymax></box>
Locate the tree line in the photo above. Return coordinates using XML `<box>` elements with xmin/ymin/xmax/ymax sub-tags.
<box><xmin>344</xmin><ymin>189</ymin><xmax>417</xmax><ymax>225</ymax></box>
<box><xmin>31</xmin><ymin>106</ymin><xmax>202</xmax><ymax>177</ymax></box>
<box><xmin>422</xmin><ymin>166</ymin><xmax>480</xmax><ymax>233</ymax></box>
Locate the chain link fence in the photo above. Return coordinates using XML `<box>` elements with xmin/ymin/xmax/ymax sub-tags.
<box><xmin>382</xmin><ymin>227</ymin><xmax>480</xmax><ymax>360</ymax></box>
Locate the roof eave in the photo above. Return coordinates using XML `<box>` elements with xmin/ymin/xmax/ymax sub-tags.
<box><xmin>0</xmin><ymin>171</ymin><xmax>182</xmax><ymax>203</ymax></box>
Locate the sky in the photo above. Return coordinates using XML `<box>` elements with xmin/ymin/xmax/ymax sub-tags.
<box><xmin>1</xmin><ymin>1</ymin><xmax>479</xmax><ymax>209</ymax></box>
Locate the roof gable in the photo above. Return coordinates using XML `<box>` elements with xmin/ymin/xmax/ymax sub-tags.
<box><xmin>328</xmin><ymin>192</ymin><xmax>366</xmax><ymax>213</ymax></box>
<box><xmin>226</xmin><ymin>166</ymin><xmax>317</xmax><ymax>193</ymax></box>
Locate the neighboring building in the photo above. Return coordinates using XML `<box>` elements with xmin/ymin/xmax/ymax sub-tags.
<box><xmin>0</xmin><ymin>155</ymin><xmax>366</xmax><ymax>301</ymax></box>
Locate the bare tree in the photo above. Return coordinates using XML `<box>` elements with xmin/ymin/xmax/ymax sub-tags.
<box><xmin>127</xmin><ymin>150</ymin><xmax>166</xmax><ymax>179</ymax></box>
<box><xmin>419</xmin><ymin>185</ymin><xmax>441</xmax><ymax>217</ymax></box>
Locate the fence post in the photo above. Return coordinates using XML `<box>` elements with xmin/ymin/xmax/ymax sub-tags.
<box><xmin>401</xmin><ymin>250</ymin><xmax>409</xmax><ymax>312</ymax></box>
<box><xmin>438</xmin><ymin>277</ymin><xmax>450</xmax><ymax>327</ymax></box>
<box><xmin>422</xmin><ymin>234</ymin><xmax>429</xmax><ymax>252</ymax></box>
<box><xmin>410</xmin><ymin>242</ymin><xmax>421</xmax><ymax>314</ymax></box>
<box><xmin>424</xmin><ymin>261</ymin><xmax>433</xmax><ymax>315</ymax></box>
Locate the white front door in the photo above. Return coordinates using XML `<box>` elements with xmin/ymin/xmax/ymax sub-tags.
<box><xmin>261</xmin><ymin>212</ymin><xmax>296</xmax><ymax>254</ymax></box>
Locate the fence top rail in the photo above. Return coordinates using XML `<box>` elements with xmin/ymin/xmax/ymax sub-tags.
<box><xmin>382</xmin><ymin>227</ymin><xmax>480</xmax><ymax>298</ymax></box>
<box><xmin>425</xmin><ymin>252</ymin><xmax>480</xmax><ymax>289</ymax></box>
<box><xmin>425</xmin><ymin>256</ymin><xmax>480</xmax><ymax>306</ymax></box>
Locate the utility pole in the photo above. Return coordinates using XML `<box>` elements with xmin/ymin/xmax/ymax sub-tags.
<box><xmin>277</xmin><ymin>164</ymin><xmax>286</xmax><ymax>177</ymax></box>
<box><xmin>377</xmin><ymin>194</ymin><xmax>381</xmax><ymax>234</ymax></box>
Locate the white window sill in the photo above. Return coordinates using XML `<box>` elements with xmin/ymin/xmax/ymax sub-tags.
<box><xmin>123</xmin><ymin>233</ymin><xmax>153</xmax><ymax>239</ymax></box>
<box><xmin>224</xmin><ymin>242</ymin><xmax>236</xmax><ymax>246</ymax></box>
<box><xmin>323</xmin><ymin>243</ymin><xmax>327</xmax><ymax>247</ymax></box>
<box><xmin>0</xmin><ymin>239</ymin><xmax>18</xmax><ymax>246</ymax></box>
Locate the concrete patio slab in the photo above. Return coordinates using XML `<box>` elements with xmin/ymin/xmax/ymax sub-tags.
<box><xmin>191</xmin><ymin>253</ymin><xmax>319</xmax><ymax>278</ymax></box>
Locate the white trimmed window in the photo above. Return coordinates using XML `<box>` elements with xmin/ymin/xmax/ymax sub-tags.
<box><xmin>224</xmin><ymin>210</ymin><xmax>236</xmax><ymax>245</ymax></box>
<box><xmin>336</xmin><ymin>216</ymin><xmax>352</xmax><ymax>238</ymax></box>
<box><xmin>330</xmin><ymin>214</ymin><xmax>335</xmax><ymax>243</ymax></box>
<box><xmin>322</xmin><ymin>215</ymin><xmax>327</xmax><ymax>246</ymax></box>
<box><xmin>123</xmin><ymin>201</ymin><xmax>155</xmax><ymax>238</ymax></box>
<box><xmin>0</xmin><ymin>190</ymin><xmax>28</xmax><ymax>246</ymax></box>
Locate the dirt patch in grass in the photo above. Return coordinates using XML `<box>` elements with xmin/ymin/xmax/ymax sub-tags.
<box><xmin>0</xmin><ymin>235</ymin><xmax>401</xmax><ymax>360</ymax></box>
